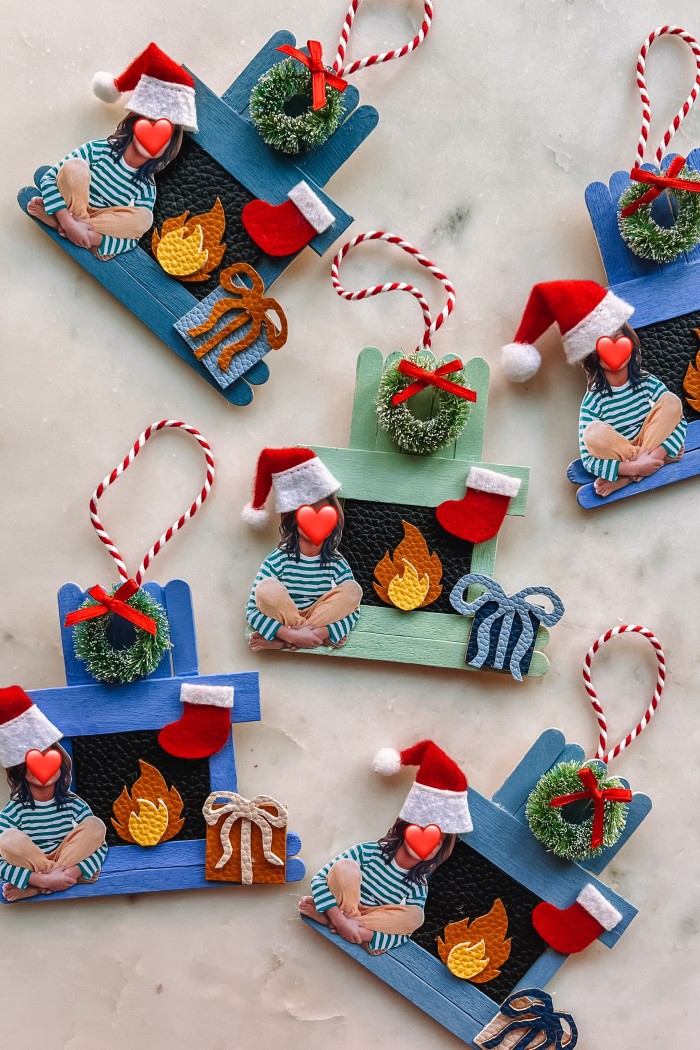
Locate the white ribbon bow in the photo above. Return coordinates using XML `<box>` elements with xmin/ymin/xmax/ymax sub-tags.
<box><xmin>202</xmin><ymin>792</ymin><xmax>287</xmax><ymax>884</ymax></box>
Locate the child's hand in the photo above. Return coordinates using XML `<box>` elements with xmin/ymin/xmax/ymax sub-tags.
<box><xmin>622</xmin><ymin>451</ymin><xmax>663</xmax><ymax>478</ymax></box>
<box><xmin>279</xmin><ymin>625</ymin><xmax>326</xmax><ymax>649</ymax></box>
<box><xmin>57</xmin><ymin>211</ymin><xmax>94</xmax><ymax>249</ymax></box>
<box><xmin>39</xmin><ymin>868</ymin><xmax>78</xmax><ymax>892</ymax></box>
<box><xmin>332</xmin><ymin>914</ymin><xmax>365</xmax><ymax>944</ymax></box>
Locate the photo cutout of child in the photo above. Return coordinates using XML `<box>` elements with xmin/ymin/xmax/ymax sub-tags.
<box><xmin>0</xmin><ymin>687</ymin><xmax>107</xmax><ymax>902</ymax></box>
<box><xmin>244</xmin><ymin>448</ymin><xmax>363</xmax><ymax>652</ymax></box>
<box><xmin>27</xmin><ymin>43</ymin><xmax>196</xmax><ymax>260</ymax></box>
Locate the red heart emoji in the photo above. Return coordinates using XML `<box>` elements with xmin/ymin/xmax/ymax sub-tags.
<box><xmin>296</xmin><ymin>505</ymin><xmax>339</xmax><ymax>545</ymax></box>
<box><xmin>595</xmin><ymin>335</ymin><xmax>633</xmax><ymax>372</ymax></box>
<box><xmin>133</xmin><ymin>118</ymin><xmax>173</xmax><ymax>157</ymax></box>
<box><xmin>404</xmin><ymin>823</ymin><xmax>442</xmax><ymax>860</ymax></box>
<box><xmin>242</xmin><ymin>199</ymin><xmax>317</xmax><ymax>256</ymax></box>
<box><xmin>25</xmin><ymin>748</ymin><xmax>62</xmax><ymax>784</ymax></box>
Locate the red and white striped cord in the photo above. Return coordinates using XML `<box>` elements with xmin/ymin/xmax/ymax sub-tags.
<box><xmin>332</xmin><ymin>0</ymin><xmax>434</xmax><ymax>77</ymax></box>
<box><xmin>582</xmin><ymin>625</ymin><xmax>666</xmax><ymax>765</ymax></box>
<box><xmin>331</xmin><ymin>231</ymin><xmax>455</xmax><ymax>353</ymax></box>
<box><xmin>633</xmin><ymin>25</ymin><xmax>700</xmax><ymax>166</ymax></box>
<box><xmin>89</xmin><ymin>420</ymin><xmax>215</xmax><ymax>586</ymax></box>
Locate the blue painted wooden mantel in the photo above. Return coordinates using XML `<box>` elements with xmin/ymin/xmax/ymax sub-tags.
<box><xmin>16</xmin><ymin>33</ymin><xmax>378</xmax><ymax>407</ymax></box>
<box><xmin>569</xmin><ymin>151</ymin><xmax>700</xmax><ymax>506</ymax></box>
<box><xmin>0</xmin><ymin>579</ymin><xmax>305</xmax><ymax>903</ymax></box>
<box><xmin>303</xmin><ymin>729</ymin><xmax>650</xmax><ymax>1046</ymax></box>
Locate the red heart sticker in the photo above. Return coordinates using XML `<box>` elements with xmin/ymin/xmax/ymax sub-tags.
<box><xmin>133</xmin><ymin>118</ymin><xmax>173</xmax><ymax>157</ymax></box>
<box><xmin>25</xmin><ymin>749</ymin><xmax>62</xmax><ymax>784</ymax></box>
<box><xmin>596</xmin><ymin>335</ymin><xmax>633</xmax><ymax>372</ymax></box>
<box><xmin>404</xmin><ymin>824</ymin><xmax>442</xmax><ymax>860</ymax></box>
<box><xmin>295</xmin><ymin>505</ymin><xmax>339</xmax><ymax>545</ymax></box>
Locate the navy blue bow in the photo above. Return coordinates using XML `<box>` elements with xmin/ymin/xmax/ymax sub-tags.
<box><xmin>479</xmin><ymin>988</ymin><xmax>578</xmax><ymax>1049</ymax></box>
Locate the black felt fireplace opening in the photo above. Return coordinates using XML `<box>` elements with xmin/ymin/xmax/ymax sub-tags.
<box><xmin>637</xmin><ymin>310</ymin><xmax>700</xmax><ymax>422</ymax></box>
<box><xmin>412</xmin><ymin>839</ymin><xmax>547</xmax><ymax>1004</ymax></box>
<box><xmin>340</xmin><ymin>498</ymin><xmax>473</xmax><ymax>615</ymax></box>
<box><xmin>70</xmin><ymin>729</ymin><xmax>210</xmax><ymax>847</ymax></box>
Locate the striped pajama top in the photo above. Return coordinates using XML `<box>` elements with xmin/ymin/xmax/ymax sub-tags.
<box><xmin>311</xmin><ymin>841</ymin><xmax>428</xmax><ymax>952</ymax></box>
<box><xmin>40</xmin><ymin>139</ymin><xmax>156</xmax><ymax>256</ymax></box>
<box><xmin>579</xmin><ymin>376</ymin><xmax>687</xmax><ymax>480</ymax></box>
<box><xmin>0</xmin><ymin>796</ymin><xmax>108</xmax><ymax>889</ymax></box>
<box><xmin>246</xmin><ymin>549</ymin><xmax>360</xmax><ymax>644</ymax></box>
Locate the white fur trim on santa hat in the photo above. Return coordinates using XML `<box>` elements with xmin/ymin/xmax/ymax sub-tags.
<box><xmin>287</xmin><ymin>182</ymin><xmax>335</xmax><ymax>234</ymax></box>
<box><xmin>180</xmin><ymin>683</ymin><xmax>234</xmax><ymax>709</ymax></box>
<box><xmin>0</xmin><ymin>706</ymin><xmax>63</xmax><ymax>769</ymax></box>
<box><xmin>372</xmin><ymin>748</ymin><xmax>402</xmax><ymax>776</ymax></box>
<box><xmin>273</xmin><ymin>458</ymin><xmax>341</xmax><ymax>513</ymax></box>
<box><xmin>241</xmin><ymin>503</ymin><xmax>270</xmax><ymax>528</ymax></box>
<box><xmin>125</xmin><ymin>74</ymin><xmax>198</xmax><ymax>132</ymax></box>
<box><xmin>400</xmin><ymin>782</ymin><xmax>473</xmax><ymax>835</ymax></box>
<box><xmin>92</xmin><ymin>71</ymin><xmax>121</xmax><ymax>103</ymax></box>
<box><xmin>467</xmin><ymin>467</ymin><xmax>521</xmax><ymax>499</ymax></box>
<box><xmin>576</xmin><ymin>883</ymin><xmax>622</xmax><ymax>931</ymax></box>
<box><xmin>501</xmin><ymin>342</ymin><xmax>542</xmax><ymax>382</ymax></box>
<box><xmin>562</xmin><ymin>292</ymin><xmax>635</xmax><ymax>365</ymax></box>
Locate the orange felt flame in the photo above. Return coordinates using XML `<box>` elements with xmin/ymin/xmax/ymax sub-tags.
<box><xmin>437</xmin><ymin>899</ymin><xmax>512</xmax><ymax>984</ymax></box>
<box><xmin>111</xmin><ymin>760</ymin><xmax>184</xmax><ymax>846</ymax></box>
<box><xmin>373</xmin><ymin>521</ymin><xmax>442</xmax><ymax>610</ymax></box>
<box><xmin>152</xmin><ymin>198</ymin><xmax>227</xmax><ymax>282</ymax></box>
<box><xmin>683</xmin><ymin>333</ymin><xmax>700</xmax><ymax>412</ymax></box>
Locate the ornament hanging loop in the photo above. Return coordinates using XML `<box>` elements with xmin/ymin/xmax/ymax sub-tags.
<box><xmin>632</xmin><ymin>25</ymin><xmax>700</xmax><ymax>168</ymax></box>
<box><xmin>332</xmin><ymin>0</ymin><xmax>434</xmax><ymax>78</ymax></box>
<box><xmin>582</xmin><ymin>625</ymin><xmax>666</xmax><ymax>765</ymax></box>
<box><xmin>331</xmin><ymin>231</ymin><xmax>456</xmax><ymax>354</ymax></box>
<box><xmin>88</xmin><ymin>420</ymin><xmax>215</xmax><ymax>586</ymax></box>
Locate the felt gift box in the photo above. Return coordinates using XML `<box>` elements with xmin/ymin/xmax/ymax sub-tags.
<box><xmin>465</xmin><ymin>600</ymin><xmax>541</xmax><ymax>680</ymax></box>
<box><xmin>203</xmin><ymin>792</ymin><xmax>287</xmax><ymax>884</ymax></box>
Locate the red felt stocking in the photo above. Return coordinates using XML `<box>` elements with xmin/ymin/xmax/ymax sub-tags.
<box><xmin>158</xmin><ymin>683</ymin><xmax>234</xmax><ymax>759</ymax></box>
<box><xmin>242</xmin><ymin>180</ymin><xmax>335</xmax><ymax>257</ymax></box>
<box><xmin>436</xmin><ymin>467</ymin><xmax>522</xmax><ymax>543</ymax></box>
<box><xmin>532</xmin><ymin>884</ymin><xmax>622</xmax><ymax>954</ymax></box>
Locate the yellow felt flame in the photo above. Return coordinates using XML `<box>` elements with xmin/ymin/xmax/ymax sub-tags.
<box><xmin>128</xmin><ymin>798</ymin><xmax>169</xmax><ymax>846</ymax></box>
<box><xmin>156</xmin><ymin>225</ymin><xmax>209</xmax><ymax>277</ymax></box>
<box><xmin>446</xmin><ymin>940</ymin><xmax>490</xmax><ymax>980</ymax></box>
<box><xmin>386</xmin><ymin>559</ymin><xmax>431</xmax><ymax>611</ymax></box>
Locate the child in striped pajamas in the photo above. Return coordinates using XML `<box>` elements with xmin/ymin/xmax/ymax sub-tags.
<box><xmin>580</xmin><ymin>324</ymin><xmax>686</xmax><ymax>497</ymax></box>
<box><xmin>27</xmin><ymin>113</ymin><xmax>183</xmax><ymax>259</ymax></box>
<box><xmin>0</xmin><ymin>744</ymin><xmax>107</xmax><ymax>902</ymax></box>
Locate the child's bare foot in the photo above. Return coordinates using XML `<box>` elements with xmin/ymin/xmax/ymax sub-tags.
<box><xmin>27</xmin><ymin>196</ymin><xmax>60</xmax><ymax>229</ymax></box>
<box><xmin>57</xmin><ymin>212</ymin><xmax>94</xmax><ymax>249</ymax></box>
<box><xmin>362</xmin><ymin>944</ymin><xmax>388</xmax><ymax>956</ymax></box>
<box><xmin>2</xmin><ymin>883</ymin><xmax>41</xmax><ymax>902</ymax></box>
<box><xmin>76</xmin><ymin>873</ymin><xmax>99</xmax><ymax>885</ymax></box>
<box><xmin>298</xmin><ymin>896</ymin><xmax>329</xmax><ymax>924</ymax></box>
<box><xmin>249</xmin><ymin>632</ymin><xmax>286</xmax><ymax>652</ymax></box>
<box><xmin>281</xmin><ymin>626</ymin><xmax>326</xmax><ymax>649</ymax></box>
<box><xmin>594</xmin><ymin>476</ymin><xmax>632</xmax><ymax>497</ymax></box>
<box><xmin>329</xmin><ymin>635</ymin><xmax>350</xmax><ymax>649</ymax></box>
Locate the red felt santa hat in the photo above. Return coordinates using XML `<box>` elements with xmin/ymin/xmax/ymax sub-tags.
<box><xmin>92</xmin><ymin>42</ymin><xmax>198</xmax><ymax>132</ymax></box>
<box><xmin>501</xmin><ymin>280</ymin><xmax>635</xmax><ymax>382</ymax></box>
<box><xmin>373</xmin><ymin>739</ymin><xmax>472</xmax><ymax>834</ymax></box>
<box><xmin>242</xmin><ymin>448</ymin><xmax>341</xmax><ymax>528</ymax></box>
<box><xmin>0</xmin><ymin>686</ymin><xmax>63</xmax><ymax>769</ymax></box>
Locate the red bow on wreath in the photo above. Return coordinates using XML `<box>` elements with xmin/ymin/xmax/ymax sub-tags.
<box><xmin>64</xmin><ymin>579</ymin><xmax>158</xmax><ymax>636</ymax></box>
<box><xmin>276</xmin><ymin>40</ymin><xmax>349</xmax><ymax>110</ymax></box>
<box><xmin>391</xmin><ymin>358</ymin><xmax>478</xmax><ymax>407</ymax></box>
<box><xmin>620</xmin><ymin>155</ymin><xmax>700</xmax><ymax>216</ymax></box>
<box><xmin>548</xmin><ymin>766</ymin><xmax>632</xmax><ymax>849</ymax></box>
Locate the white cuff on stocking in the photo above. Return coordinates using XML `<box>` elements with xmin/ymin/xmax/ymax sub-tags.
<box><xmin>467</xmin><ymin>467</ymin><xmax>522</xmax><ymax>498</ymax></box>
<box><xmin>577</xmin><ymin>884</ymin><xmax>622</xmax><ymax>931</ymax></box>
<box><xmin>180</xmin><ymin>683</ymin><xmax>234</xmax><ymax>709</ymax></box>
<box><xmin>287</xmin><ymin>181</ymin><xmax>334</xmax><ymax>234</ymax></box>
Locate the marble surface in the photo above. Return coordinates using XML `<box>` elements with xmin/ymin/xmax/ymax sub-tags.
<box><xmin>1</xmin><ymin>0</ymin><xmax>699</xmax><ymax>1046</ymax></box>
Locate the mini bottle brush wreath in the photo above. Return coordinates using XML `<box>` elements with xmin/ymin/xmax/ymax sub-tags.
<box><xmin>64</xmin><ymin>420</ymin><xmax>215</xmax><ymax>685</ymax></box>
<box><xmin>331</xmin><ymin>231</ymin><xmax>476</xmax><ymax>455</ymax></box>
<box><xmin>250</xmin><ymin>0</ymin><xmax>434</xmax><ymax>154</ymax></box>
<box><xmin>526</xmin><ymin>626</ymin><xmax>666</xmax><ymax>861</ymax></box>
<box><xmin>617</xmin><ymin>26</ymin><xmax>700</xmax><ymax>264</ymax></box>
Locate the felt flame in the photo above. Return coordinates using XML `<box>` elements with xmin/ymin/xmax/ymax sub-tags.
<box><xmin>437</xmin><ymin>899</ymin><xmax>512</xmax><ymax>984</ymax></box>
<box><xmin>152</xmin><ymin>198</ymin><xmax>227</xmax><ymax>281</ymax></box>
<box><xmin>112</xmin><ymin>760</ymin><xmax>184</xmax><ymax>846</ymax></box>
<box><xmin>373</xmin><ymin>521</ymin><xmax>442</xmax><ymax>610</ymax></box>
<box><xmin>683</xmin><ymin>332</ymin><xmax>700</xmax><ymax>411</ymax></box>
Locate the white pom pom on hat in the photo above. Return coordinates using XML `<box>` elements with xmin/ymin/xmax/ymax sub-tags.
<box><xmin>92</xmin><ymin>71</ymin><xmax>121</xmax><ymax>103</ymax></box>
<box><xmin>501</xmin><ymin>342</ymin><xmax>541</xmax><ymax>382</ymax></box>
<box><xmin>241</xmin><ymin>503</ymin><xmax>270</xmax><ymax>529</ymax></box>
<box><xmin>372</xmin><ymin>748</ymin><xmax>402</xmax><ymax>776</ymax></box>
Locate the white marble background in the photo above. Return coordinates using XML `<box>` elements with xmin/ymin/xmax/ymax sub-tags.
<box><xmin>1</xmin><ymin>1</ymin><xmax>699</xmax><ymax>1046</ymax></box>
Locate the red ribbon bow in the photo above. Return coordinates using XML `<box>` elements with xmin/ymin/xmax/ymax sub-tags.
<box><xmin>391</xmin><ymin>358</ymin><xmax>478</xmax><ymax>407</ymax></box>
<box><xmin>620</xmin><ymin>155</ymin><xmax>700</xmax><ymax>216</ymax></box>
<box><xmin>63</xmin><ymin>579</ymin><xmax>158</xmax><ymax>636</ymax></box>
<box><xmin>277</xmin><ymin>40</ymin><xmax>349</xmax><ymax>111</ymax></box>
<box><xmin>548</xmin><ymin>766</ymin><xmax>632</xmax><ymax>850</ymax></box>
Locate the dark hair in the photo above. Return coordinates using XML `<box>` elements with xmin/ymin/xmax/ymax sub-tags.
<box><xmin>6</xmin><ymin>742</ymin><xmax>74</xmax><ymax>810</ymax></box>
<box><xmin>278</xmin><ymin>494</ymin><xmax>344</xmax><ymax>566</ymax></box>
<box><xmin>378</xmin><ymin>818</ymin><xmax>456</xmax><ymax>886</ymax></box>
<box><xmin>107</xmin><ymin>113</ymin><xmax>184</xmax><ymax>183</ymax></box>
<box><xmin>581</xmin><ymin>323</ymin><xmax>648</xmax><ymax>394</ymax></box>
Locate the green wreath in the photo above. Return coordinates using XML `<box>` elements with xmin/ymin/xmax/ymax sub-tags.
<box><xmin>525</xmin><ymin>761</ymin><xmax>630</xmax><ymax>862</ymax></box>
<box><xmin>72</xmin><ymin>586</ymin><xmax>171</xmax><ymax>685</ymax></box>
<box><xmin>617</xmin><ymin>167</ymin><xmax>700</xmax><ymax>263</ymax></box>
<box><xmin>376</xmin><ymin>353</ymin><xmax>473</xmax><ymax>455</ymax></box>
<box><xmin>250</xmin><ymin>59</ymin><xmax>344</xmax><ymax>155</ymax></box>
